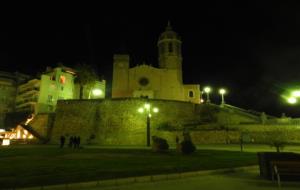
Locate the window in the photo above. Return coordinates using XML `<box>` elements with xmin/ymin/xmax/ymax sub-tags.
<box><xmin>60</xmin><ymin>75</ymin><xmax>66</xmax><ymax>84</ymax></box>
<box><xmin>139</xmin><ymin>77</ymin><xmax>149</xmax><ymax>86</ymax></box>
<box><xmin>189</xmin><ymin>90</ymin><xmax>194</xmax><ymax>98</ymax></box>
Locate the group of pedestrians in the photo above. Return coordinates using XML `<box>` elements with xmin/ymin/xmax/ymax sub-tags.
<box><xmin>60</xmin><ymin>135</ymin><xmax>81</xmax><ymax>149</ymax></box>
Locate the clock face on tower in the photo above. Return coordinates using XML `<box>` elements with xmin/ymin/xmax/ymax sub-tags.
<box><xmin>139</xmin><ymin>77</ymin><xmax>149</xmax><ymax>86</ymax></box>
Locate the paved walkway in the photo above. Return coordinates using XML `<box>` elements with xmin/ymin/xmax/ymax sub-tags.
<box><xmin>87</xmin><ymin>167</ymin><xmax>300</xmax><ymax>190</ymax></box>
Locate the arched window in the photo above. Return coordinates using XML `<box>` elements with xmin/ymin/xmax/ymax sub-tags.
<box><xmin>189</xmin><ymin>90</ymin><xmax>194</xmax><ymax>98</ymax></box>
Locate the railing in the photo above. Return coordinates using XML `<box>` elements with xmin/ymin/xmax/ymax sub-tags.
<box><xmin>221</xmin><ymin>104</ymin><xmax>261</xmax><ymax>121</ymax></box>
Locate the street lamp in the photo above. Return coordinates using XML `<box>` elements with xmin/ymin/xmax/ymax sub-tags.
<box><xmin>204</xmin><ymin>87</ymin><xmax>211</xmax><ymax>103</ymax></box>
<box><xmin>219</xmin><ymin>88</ymin><xmax>226</xmax><ymax>105</ymax></box>
<box><xmin>284</xmin><ymin>90</ymin><xmax>300</xmax><ymax>105</ymax></box>
<box><xmin>138</xmin><ymin>103</ymin><xmax>159</xmax><ymax>147</ymax></box>
<box><xmin>287</xmin><ymin>97</ymin><xmax>297</xmax><ymax>104</ymax></box>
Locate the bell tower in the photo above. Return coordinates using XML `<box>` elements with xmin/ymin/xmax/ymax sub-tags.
<box><xmin>157</xmin><ymin>21</ymin><xmax>183</xmax><ymax>83</ymax></box>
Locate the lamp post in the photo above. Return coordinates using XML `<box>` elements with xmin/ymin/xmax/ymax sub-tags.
<box><xmin>285</xmin><ymin>90</ymin><xmax>300</xmax><ymax>105</ymax></box>
<box><xmin>204</xmin><ymin>87</ymin><xmax>211</xmax><ymax>103</ymax></box>
<box><xmin>138</xmin><ymin>103</ymin><xmax>159</xmax><ymax>147</ymax></box>
<box><xmin>219</xmin><ymin>88</ymin><xmax>226</xmax><ymax>105</ymax></box>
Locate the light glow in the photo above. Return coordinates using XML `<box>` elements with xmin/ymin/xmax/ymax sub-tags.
<box><xmin>92</xmin><ymin>89</ymin><xmax>103</xmax><ymax>96</ymax></box>
<box><xmin>287</xmin><ymin>97</ymin><xmax>297</xmax><ymax>104</ymax></box>
<box><xmin>204</xmin><ymin>87</ymin><xmax>211</xmax><ymax>93</ymax></box>
<box><xmin>144</xmin><ymin>103</ymin><xmax>150</xmax><ymax>109</ymax></box>
<box><xmin>219</xmin><ymin>88</ymin><xmax>226</xmax><ymax>95</ymax></box>
<box><xmin>2</xmin><ymin>139</ymin><xmax>10</xmax><ymax>146</ymax></box>
<box><xmin>138</xmin><ymin>108</ymin><xmax>144</xmax><ymax>113</ymax></box>
<box><xmin>153</xmin><ymin>107</ymin><xmax>159</xmax><ymax>113</ymax></box>
<box><xmin>25</xmin><ymin>114</ymin><xmax>34</xmax><ymax>125</ymax></box>
<box><xmin>291</xmin><ymin>90</ymin><xmax>300</xmax><ymax>97</ymax></box>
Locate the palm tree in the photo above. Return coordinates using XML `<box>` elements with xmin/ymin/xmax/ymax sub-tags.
<box><xmin>75</xmin><ymin>63</ymin><xmax>99</xmax><ymax>99</ymax></box>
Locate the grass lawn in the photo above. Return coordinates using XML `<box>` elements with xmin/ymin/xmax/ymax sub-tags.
<box><xmin>0</xmin><ymin>145</ymin><xmax>259</xmax><ymax>188</ymax></box>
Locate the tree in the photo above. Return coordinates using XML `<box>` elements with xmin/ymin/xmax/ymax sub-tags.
<box><xmin>263</xmin><ymin>127</ymin><xmax>290</xmax><ymax>152</ymax></box>
<box><xmin>75</xmin><ymin>63</ymin><xmax>99</xmax><ymax>99</ymax></box>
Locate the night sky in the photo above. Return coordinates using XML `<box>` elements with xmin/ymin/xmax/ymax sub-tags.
<box><xmin>5</xmin><ymin>1</ymin><xmax>300</xmax><ymax>117</ymax></box>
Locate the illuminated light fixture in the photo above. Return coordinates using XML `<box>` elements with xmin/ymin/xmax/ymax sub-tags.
<box><xmin>138</xmin><ymin>103</ymin><xmax>159</xmax><ymax>147</ymax></box>
<box><xmin>88</xmin><ymin>88</ymin><xmax>103</xmax><ymax>99</ymax></box>
<box><xmin>291</xmin><ymin>90</ymin><xmax>300</xmax><ymax>97</ymax></box>
<box><xmin>138</xmin><ymin>108</ymin><xmax>144</xmax><ymax>113</ymax></box>
<box><xmin>287</xmin><ymin>97</ymin><xmax>297</xmax><ymax>104</ymax></box>
<box><xmin>144</xmin><ymin>103</ymin><xmax>150</xmax><ymax>110</ymax></box>
<box><xmin>219</xmin><ymin>88</ymin><xmax>226</xmax><ymax>95</ymax></box>
<box><xmin>25</xmin><ymin>114</ymin><xmax>34</xmax><ymax>125</ymax></box>
<box><xmin>17</xmin><ymin>130</ymin><xmax>21</xmax><ymax>139</ymax></box>
<box><xmin>200</xmin><ymin>99</ymin><xmax>204</xmax><ymax>103</ymax></box>
<box><xmin>204</xmin><ymin>86</ymin><xmax>211</xmax><ymax>103</ymax></box>
<box><xmin>92</xmin><ymin>89</ymin><xmax>103</xmax><ymax>96</ymax></box>
<box><xmin>153</xmin><ymin>107</ymin><xmax>159</xmax><ymax>113</ymax></box>
<box><xmin>204</xmin><ymin>87</ymin><xmax>211</xmax><ymax>93</ymax></box>
<box><xmin>219</xmin><ymin>88</ymin><xmax>227</xmax><ymax>105</ymax></box>
<box><xmin>2</xmin><ymin>139</ymin><xmax>10</xmax><ymax>146</ymax></box>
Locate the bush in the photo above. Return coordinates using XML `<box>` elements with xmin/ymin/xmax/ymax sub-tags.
<box><xmin>152</xmin><ymin>136</ymin><xmax>169</xmax><ymax>152</ymax></box>
<box><xmin>181</xmin><ymin>140</ymin><xmax>196</xmax><ymax>154</ymax></box>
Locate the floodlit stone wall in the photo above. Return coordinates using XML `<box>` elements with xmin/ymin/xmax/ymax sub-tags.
<box><xmin>50</xmin><ymin>99</ymin><xmax>262</xmax><ymax>145</ymax></box>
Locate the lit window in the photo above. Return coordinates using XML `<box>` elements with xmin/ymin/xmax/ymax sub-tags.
<box><xmin>189</xmin><ymin>91</ymin><xmax>194</xmax><ymax>98</ymax></box>
<box><xmin>60</xmin><ymin>76</ymin><xmax>66</xmax><ymax>84</ymax></box>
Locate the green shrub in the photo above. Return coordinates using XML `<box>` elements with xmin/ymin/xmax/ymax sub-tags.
<box><xmin>152</xmin><ymin>136</ymin><xmax>169</xmax><ymax>152</ymax></box>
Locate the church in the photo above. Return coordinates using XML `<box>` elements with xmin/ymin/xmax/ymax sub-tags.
<box><xmin>112</xmin><ymin>23</ymin><xmax>201</xmax><ymax>104</ymax></box>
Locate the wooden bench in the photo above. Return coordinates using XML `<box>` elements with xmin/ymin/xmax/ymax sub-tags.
<box><xmin>270</xmin><ymin>161</ymin><xmax>300</xmax><ymax>188</ymax></box>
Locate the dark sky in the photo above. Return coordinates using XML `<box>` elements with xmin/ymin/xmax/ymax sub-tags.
<box><xmin>5</xmin><ymin>1</ymin><xmax>300</xmax><ymax>117</ymax></box>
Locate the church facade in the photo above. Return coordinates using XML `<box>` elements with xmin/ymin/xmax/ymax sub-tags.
<box><xmin>112</xmin><ymin>23</ymin><xmax>201</xmax><ymax>104</ymax></box>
